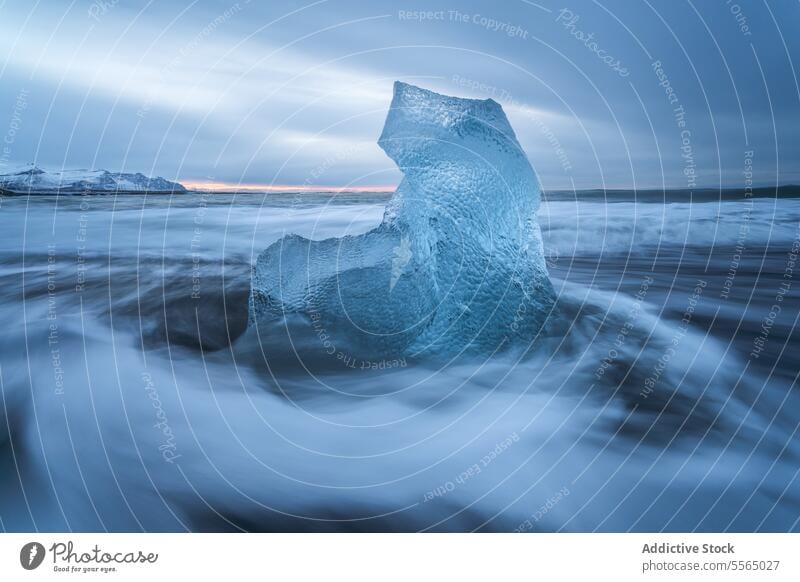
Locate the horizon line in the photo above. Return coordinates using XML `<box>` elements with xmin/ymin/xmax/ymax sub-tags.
<box><xmin>179</xmin><ymin>179</ymin><xmax>398</xmax><ymax>193</ymax></box>
<box><xmin>179</xmin><ymin>178</ymin><xmax>798</xmax><ymax>194</ymax></box>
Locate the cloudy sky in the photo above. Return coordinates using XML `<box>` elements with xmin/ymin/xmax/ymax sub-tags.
<box><xmin>1</xmin><ymin>0</ymin><xmax>798</xmax><ymax>191</ymax></box>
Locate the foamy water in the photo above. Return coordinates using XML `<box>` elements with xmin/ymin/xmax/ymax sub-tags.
<box><xmin>0</xmin><ymin>191</ymin><xmax>798</xmax><ymax>531</ymax></box>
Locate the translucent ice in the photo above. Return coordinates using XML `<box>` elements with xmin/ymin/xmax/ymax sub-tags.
<box><xmin>249</xmin><ymin>82</ymin><xmax>553</xmax><ymax>363</ymax></box>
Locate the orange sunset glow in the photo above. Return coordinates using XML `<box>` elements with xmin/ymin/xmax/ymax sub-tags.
<box><xmin>180</xmin><ymin>179</ymin><xmax>397</xmax><ymax>193</ymax></box>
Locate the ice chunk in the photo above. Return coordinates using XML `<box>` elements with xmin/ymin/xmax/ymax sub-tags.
<box><xmin>249</xmin><ymin>82</ymin><xmax>553</xmax><ymax>363</ymax></box>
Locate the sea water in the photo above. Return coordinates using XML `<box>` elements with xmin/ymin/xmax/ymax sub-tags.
<box><xmin>0</xmin><ymin>190</ymin><xmax>798</xmax><ymax>531</ymax></box>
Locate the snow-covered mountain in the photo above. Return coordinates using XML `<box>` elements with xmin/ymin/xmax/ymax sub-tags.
<box><xmin>0</xmin><ymin>166</ymin><xmax>186</xmax><ymax>193</ymax></box>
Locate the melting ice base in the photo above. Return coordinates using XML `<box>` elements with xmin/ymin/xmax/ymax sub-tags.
<box><xmin>249</xmin><ymin>82</ymin><xmax>554</xmax><ymax>362</ymax></box>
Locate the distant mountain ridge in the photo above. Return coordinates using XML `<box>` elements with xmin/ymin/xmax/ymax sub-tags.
<box><xmin>0</xmin><ymin>166</ymin><xmax>186</xmax><ymax>194</ymax></box>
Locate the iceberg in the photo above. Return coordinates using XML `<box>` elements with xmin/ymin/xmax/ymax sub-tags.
<box><xmin>249</xmin><ymin>82</ymin><xmax>553</xmax><ymax>363</ymax></box>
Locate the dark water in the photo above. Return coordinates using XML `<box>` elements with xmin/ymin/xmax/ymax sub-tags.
<box><xmin>0</xmin><ymin>191</ymin><xmax>799</xmax><ymax>532</ymax></box>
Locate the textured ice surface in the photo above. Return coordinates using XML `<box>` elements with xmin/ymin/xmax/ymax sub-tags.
<box><xmin>249</xmin><ymin>82</ymin><xmax>553</xmax><ymax>362</ymax></box>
